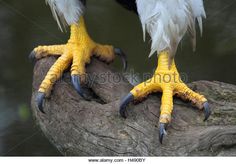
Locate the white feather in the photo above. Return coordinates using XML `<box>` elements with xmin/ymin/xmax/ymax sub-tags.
<box><xmin>189</xmin><ymin>0</ymin><xmax>206</xmax><ymax>36</ymax></box>
<box><xmin>46</xmin><ymin>0</ymin><xmax>85</xmax><ymax>31</ymax></box>
<box><xmin>136</xmin><ymin>0</ymin><xmax>206</xmax><ymax>58</ymax></box>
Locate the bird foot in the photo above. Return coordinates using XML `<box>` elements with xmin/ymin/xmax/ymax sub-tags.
<box><xmin>120</xmin><ymin>51</ymin><xmax>211</xmax><ymax>143</ymax></box>
<box><xmin>31</xmin><ymin>19</ymin><xmax>127</xmax><ymax>113</ymax></box>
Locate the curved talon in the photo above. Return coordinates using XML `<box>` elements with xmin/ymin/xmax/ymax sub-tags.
<box><xmin>71</xmin><ymin>75</ymin><xmax>85</xmax><ymax>98</ymax></box>
<box><xmin>159</xmin><ymin>123</ymin><xmax>167</xmax><ymax>144</ymax></box>
<box><xmin>29</xmin><ymin>50</ymin><xmax>36</xmax><ymax>62</ymax></box>
<box><xmin>114</xmin><ymin>48</ymin><xmax>128</xmax><ymax>71</ymax></box>
<box><xmin>203</xmin><ymin>102</ymin><xmax>211</xmax><ymax>121</ymax></box>
<box><xmin>119</xmin><ymin>93</ymin><xmax>134</xmax><ymax>118</ymax></box>
<box><xmin>37</xmin><ymin>92</ymin><xmax>46</xmax><ymax>113</ymax></box>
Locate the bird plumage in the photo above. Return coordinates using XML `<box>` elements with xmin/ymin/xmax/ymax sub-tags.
<box><xmin>46</xmin><ymin>0</ymin><xmax>85</xmax><ymax>31</ymax></box>
<box><xmin>136</xmin><ymin>0</ymin><xmax>206</xmax><ymax>58</ymax></box>
<box><xmin>46</xmin><ymin>0</ymin><xmax>206</xmax><ymax>58</ymax></box>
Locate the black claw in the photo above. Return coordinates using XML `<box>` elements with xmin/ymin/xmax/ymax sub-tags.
<box><xmin>36</xmin><ymin>92</ymin><xmax>46</xmax><ymax>114</ymax></box>
<box><xmin>114</xmin><ymin>48</ymin><xmax>128</xmax><ymax>71</ymax></box>
<box><xmin>203</xmin><ymin>102</ymin><xmax>211</xmax><ymax>121</ymax></box>
<box><xmin>119</xmin><ymin>93</ymin><xmax>134</xmax><ymax>118</ymax></box>
<box><xmin>159</xmin><ymin>123</ymin><xmax>167</xmax><ymax>144</ymax></box>
<box><xmin>29</xmin><ymin>50</ymin><xmax>36</xmax><ymax>62</ymax></box>
<box><xmin>71</xmin><ymin>75</ymin><xmax>85</xmax><ymax>98</ymax></box>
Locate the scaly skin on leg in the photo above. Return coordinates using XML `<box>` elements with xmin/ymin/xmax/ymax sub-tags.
<box><xmin>120</xmin><ymin>51</ymin><xmax>211</xmax><ymax>143</ymax></box>
<box><xmin>32</xmin><ymin>45</ymin><xmax>66</xmax><ymax>59</ymax></box>
<box><xmin>31</xmin><ymin>17</ymin><xmax>127</xmax><ymax>112</ymax></box>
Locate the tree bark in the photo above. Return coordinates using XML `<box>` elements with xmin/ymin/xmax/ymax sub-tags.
<box><xmin>31</xmin><ymin>57</ymin><xmax>236</xmax><ymax>156</ymax></box>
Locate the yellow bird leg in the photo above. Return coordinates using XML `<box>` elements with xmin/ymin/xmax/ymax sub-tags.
<box><xmin>32</xmin><ymin>16</ymin><xmax>116</xmax><ymax>96</ymax></box>
<box><xmin>127</xmin><ymin>51</ymin><xmax>208</xmax><ymax>124</ymax></box>
<box><xmin>120</xmin><ymin>51</ymin><xmax>211</xmax><ymax>144</ymax></box>
<box><xmin>31</xmin><ymin>16</ymin><xmax>127</xmax><ymax>113</ymax></box>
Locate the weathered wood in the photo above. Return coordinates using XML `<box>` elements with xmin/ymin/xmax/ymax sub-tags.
<box><xmin>31</xmin><ymin>57</ymin><xmax>236</xmax><ymax>156</ymax></box>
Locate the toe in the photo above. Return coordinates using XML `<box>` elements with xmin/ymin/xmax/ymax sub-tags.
<box><xmin>175</xmin><ymin>83</ymin><xmax>207</xmax><ymax>109</ymax></box>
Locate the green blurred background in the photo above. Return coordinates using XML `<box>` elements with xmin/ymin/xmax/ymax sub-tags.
<box><xmin>0</xmin><ymin>0</ymin><xmax>236</xmax><ymax>156</ymax></box>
